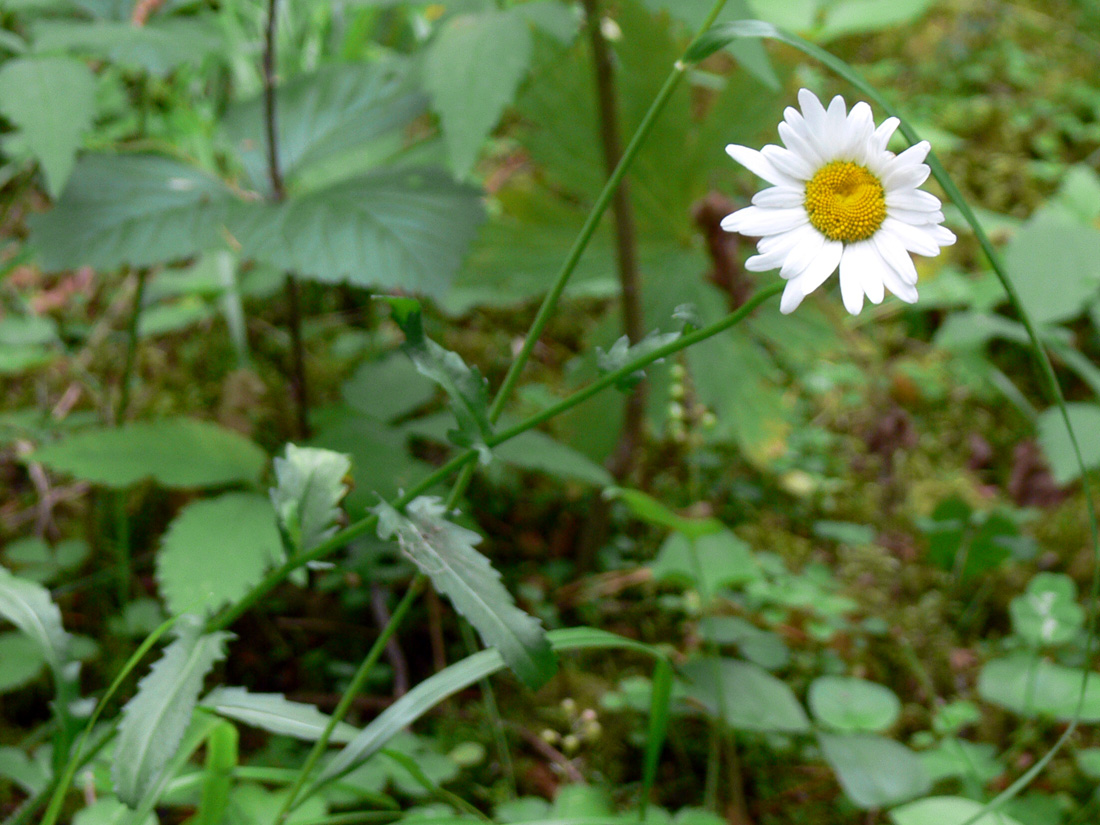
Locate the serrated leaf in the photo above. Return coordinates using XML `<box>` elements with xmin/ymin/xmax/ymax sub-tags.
<box><xmin>113</xmin><ymin>621</ymin><xmax>229</xmax><ymax>807</ymax></box>
<box><xmin>0</xmin><ymin>56</ymin><xmax>95</xmax><ymax>197</ymax></box>
<box><xmin>227</xmin><ymin>167</ymin><xmax>484</xmax><ymax>298</ymax></box>
<box><xmin>374</xmin><ymin>498</ymin><xmax>555</xmax><ymax>689</ymax></box>
<box><xmin>222</xmin><ymin>61</ymin><xmax>427</xmax><ymax>193</ymax></box>
<box><xmin>156</xmin><ymin>492</ymin><xmax>283</xmax><ymax>617</ymax></box>
<box><xmin>0</xmin><ymin>566</ymin><xmax>70</xmax><ymax>673</ymax></box>
<box><xmin>28</xmin><ymin>154</ymin><xmax>236</xmax><ymax>272</ymax></box>
<box><xmin>425</xmin><ymin>9</ymin><xmax>532</xmax><ymax>177</ymax></box>
<box><xmin>201</xmin><ymin>687</ymin><xmax>358</xmax><ymax>743</ymax></box>
<box><xmin>30</xmin><ymin>418</ymin><xmax>267</xmax><ymax>489</ymax></box>
<box><xmin>596</xmin><ymin>330</ymin><xmax>680</xmax><ymax>391</ymax></box>
<box><xmin>270</xmin><ymin>445</ymin><xmax>351</xmax><ymax>555</ymax></box>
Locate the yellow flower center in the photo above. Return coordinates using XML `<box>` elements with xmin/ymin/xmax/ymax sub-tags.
<box><xmin>804</xmin><ymin>161</ymin><xmax>887</xmax><ymax>242</ymax></box>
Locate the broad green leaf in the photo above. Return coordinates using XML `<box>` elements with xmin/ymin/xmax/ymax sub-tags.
<box><xmin>224</xmin><ymin>784</ymin><xmax>326</xmax><ymax>825</ymax></box>
<box><xmin>0</xmin><ymin>746</ymin><xmax>49</xmax><ymax>794</ymax></box>
<box><xmin>819</xmin><ymin>733</ymin><xmax>930</xmax><ymax>810</ymax></box>
<box><xmin>270</xmin><ymin>445</ymin><xmax>351</xmax><ymax>555</ymax></box>
<box><xmin>678</xmin><ymin>657</ymin><xmax>810</xmax><ymax>732</ymax></box>
<box><xmin>651</xmin><ymin>530</ymin><xmax>760</xmax><ymax>599</ymax></box>
<box><xmin>342</xmin><ymin>356</ymin><xmax>437</xmax><ymax>422</ymax></box>
<box><xmin>0</xmin><ymin>632</ymin><xmax>46</xmax><ymax>692</ymax></box>
<box><xmin>314</xmin><ymin>627</ymin><xmax>662</xmax><ymax>790</ymax></box>
<box><xmin>1005</xmin><ymin>210</ymin><xmax>1100</xmax><ymax>325</ymax></box>
<box><xmin>374</xmin><ymin>498</ymin><xmax>555</xmax><ymax>689</ymax></box>
<box><xmin>113</xmin><ymin>621</ymin><xmax>229</xmax><ymax>806</ymax></box>
<box><xmin>1037</xmin><ymin>403</ymin><xmax>1100</xmax><ymax>485</ymax></box>
<box><xmin>492</xmin><ymin>430</ymin><xmax>614</xmax><ymax>487</ymax></box>
<box><xmin>0</xmin><ymin>567</ymin><xmax>70</xmax><ymax>673</ymax></box>
<box><xmin>1009</xmin><ymin>573</ymin><xmax>1084</xmax><ymax>646</ymax></box>
<box><xmin>920</xmin><ymin>739</ymin><xmax>1002</xmax><ymax>784</ymax></box>
<box><xmin>227</xmin><ymin>168</ymin><xmax>484</xmax><ymax>298</ymax></box>
<box><xmin>697</xmin><ymin>617</ymin><xmax>789</xmax><ymax>670</ymax></box>
<box><xmin>890</xmin><ymin>796</ymin><xmax>1026</xmax><ymax>825</ymax></box>
<box><xmin>0</xmin><ymin>56</ymin><xmax>95</xmax><ymax>197</ymax></box>
<box><xmin>28</xmin><ymin>154</ymin><xmax>236</xmax><ymax>272</ymax></box>
<box><xmin>2</xmin><ymin>536</ymin><xmax>88</xmax><ymax>584</ymax></box>
<box><xmin>201</xmin><ymin>686</ymin><xmax>358</xmax><ymax>743</ymax></box>
<box><xmin>222</xmin><ymin>61</ymin><xmax>426</xmax><ymax>192</ymax></box>
<box><xmin>808</xmin><ymin>676</ymin><xmax>901</xmax><ymax>733</ymax></box>
<box><xmin>511</xmin><ymin>0</ymin><xmax>580</xmax><ymax>43</ymax></box>
<box><xmin>156</xmin><ymin>492</ymin><xmax>282</xmax><ymax>617</ymax></box>
<box><xmin>816</xmin><ymin>0</ymin><xmax>936</xmax><ymax>40</ymax></box>
<box><xmin>424</xmin><ymin>9</ymin><xmax>532</xmax><ymax>177</ymax></box>
<box><xmin>31</xmin><ymin>418</ymin><xmax>267</xmax><ymax>489</ymax></box>
<box><xmin>978</xmin><ymin>655</ymin><xmax>1100</xmax><ymax>721</ymax></box>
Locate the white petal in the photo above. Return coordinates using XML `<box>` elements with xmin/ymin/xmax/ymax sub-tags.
<box><xmin>752</xmin><ymin>185</ymin><xmax>804</xmax><ymax>208</ymax></box>
<box><xmin>871</xmin><ymin>231</ymin><xmax>919</xmax><ymax>285</ymax></box>
<box><xmin>797</xmin><ymin>88</ymin><xmax>828</xmax><ymax>133</ymax></box>
<box><xmin>825</xmin><ymin>95</ymin><xmax>848</xmax><ymax>150</ymax></box>
<box><xmin>746</xmin><ymin>249</ymin><xmax>789</xmax><ymax>271</ymax></box>
<box><xmin>843</xmin><ymin>241</ymin><xmax>885</xmax><ymax>304</ymax></box>
<box><xmin>721</xmin><ymin>205</ymin><xmax>808</xmax><ymax>236</ymax></box>
<box><xmin>780</xmin><ymin>280</ymin><xmax>805</xmax><ymax>314</ymax></box>
<box><xmin>762</xmin><ymin>145</ymin><xmax>816</xmax><ymax>180</ymax></box>
<box><xmin>870</xmin><ymin>116</ymin><xmax>900</xmax><ymax>154</ymax></box>
<box><xmin>726</xmin><ymin>144</ymin><xmax>797</xmax><ymax>187</ymax></box>
<box><xmin>880</xmin><ymin>262</ymin><xmax>919</xmax><ymax>303</ymax></box>
<box><xmin>843</xmin><ymin>101</ymin><xmax>874</xmax><ymax>159</ymax></box>
<box><xmin>756</xmin><ymin>223</ymin><xmax>820</xmax><ymax>260</ymax></box>
<box><xmin>839</xmin><ymin>258</ymin><xmax>865</xmax><ymax>315</ymax></box>
<box><xmin>928</xmin><ymin>224</ymin><xmax>957</xmax><ymax>246</ymax></box>
<box><xmin>885</xmin><ymin>189</ymin><xmax>942</xmax><ymax>212</ymax></box>
<box><xmin>882</xmin><ymin>162</ymin><xmax>931</xmax><ymax>191</ymax></box>
<box><xmin>888</xmin><ymin>207</ymin><xmax>945</xmax><ymax>225</ymax></box>
<box><xmin>894</xmin><ymin>140</ymin><xmax>931</xmax><ymax>166</ymax></box>
<box><xmin>779</xmin><ymin>228</ymin><xmax>826</xmax><ymax>279</ymax></box>
<box><xmin>778</xmin><ymin>121</ymin><xmax>823</xmax><ymax>168</ymax></box>
<box><xmin>791</xmin><ymin>239</ymin><xmax>843</xmax><ymax>295</ymax></box>
<box><xmin>881</xmin><ymin>217</ymin><xmax>941</xmax><ymax>256</ymax></box>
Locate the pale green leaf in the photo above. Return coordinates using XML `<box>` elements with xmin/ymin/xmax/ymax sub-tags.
<box><xmin>156</xmin><ymin>492</ymin><xmax>282</xmax><ymax>617</ymax></box>
<box><xmin>201</xmin><ymin>686</ymin><xmax>358</xmax><ymax>743</ymax></box>
<box><xmin>819</xmin><ymin>733</ymin><xmax>931</xmax><ymax>809</ymax></box>
<box><xmin>1009</xmin><ymin>572</ymin><xmax>1084</xmax><ymax>646</ymax></box>
<box><xmin>341</xmin><ymin>355</ymin><xmax>437</xmax><ymax>422</ymax></box>
<box><xmin>72</xmin><ymin>798</ymin><xmax>156</xmax><ymax>825</ymax></box>
<box><xmin>374</xmin><ymin>497</ymin><xmax>556</xmax><ymax>689</ymax></box>
<box><xmin>0</xmin><ymin>56</ymin><xmax>95</xmax><ymax>197</ymax></box>
<box><xmin>1036</xmin><ymin>402</ymin><xmax>1100</xmax><ymax>485</ymax></box>
<box><xmin>492</xmin><ymin>430</ymin><xmax>613</xmax><ymax>487</ymax></box>
<box><xmin>31</xmin><ymin>18</ymin><xmax>223</xmax><ymax>76</ymax></box>
<box><xmin>816</xmin><ymin>0</ymin><xmax>936</xmax><ymax>41</ymax></box>
<box><xmin>651</xmin><ymin>530</ymin><xmax>761</xmax><ymax>599</ymax></box>
<box><xmin>890</xmin><ymin>796</ymin><xmax>1026</xmax><ymax>825</ymax></box>
<box><xmin>113</xmin><ymin>620</ymin><xmax>229</xmax><ymax>807</ymax></box>
<box><xmin>30</xmin><ymin>418</ymin><xmax>267</xmax><ymax>489</ymax></box>
<box><xmin>28</xmin><ymin>154</ymin><xmax>236</xmax><ymax>272</ymax></box>
<box><xmin>0</xmin><ymin>632</ymin><xmax>47</xmax><ymax>692</ymax></box>
<box><xmin>679</xmin><ymin>657</ymin><xmax>810</xmax><ymax>732</ymax></box>
<box><xmin>425</xmin><ymin>10</ymin><xmax>532</xmax><ymax>177</ymax></box>
<box><xmin>270</xmin><ymin>445</ymin><xmax>351</xmax><ymax>555</ymax></box>
<box><xmin>0</xmin><ymin>566</ymin><xmax>70</xmax><ymax>673</ymax></box>
<box><xmin>978</xmin><ymin>655</ymin><xmax>1100</xmax><ymax>721</ymax></box>
<box><xmin>0</xmin><ymin>746</ymin><xmax>49</xmax><ymax>795</ymax></box>
<box><xmin>227</xmin><ymin>168</ymin><xmax>484</xmax><ymax>298</ymax></box>
<box><xmin>1005</xmin><ymin>210</ymin><xmax>1100</xmax><ymax>325</ymax></box>
<box><xmin>809</xmin><ymin>676</ymin><xmax>901</xmax><ymax>733</ymax></box>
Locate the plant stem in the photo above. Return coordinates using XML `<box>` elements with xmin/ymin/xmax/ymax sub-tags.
<box><xmin>582</xmin><ymin>0</ymin><xmax>646</xmax><ymax>481</ymax></box>
<box><xmin>275</xmin><ymin>576</ymin><xmax>428</xmax><ymax>823</ymax></box>
<box><xmin>116</xmin><ymin>268</ymin><xmax>148</xmax><ymax>424</ymax></box>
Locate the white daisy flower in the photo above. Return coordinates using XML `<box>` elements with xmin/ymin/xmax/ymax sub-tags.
<box><xmin>721</xmin><ymin>88</ymin><xmax>956</xmax><ymax>315</ymax></box>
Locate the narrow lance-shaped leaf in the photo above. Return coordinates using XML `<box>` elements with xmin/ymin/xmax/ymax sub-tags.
<box><xmin>200</xmin><ymin>686</ymin><xmax>358</xmax><ymax>743</ymax></box>
<box><xmin>270</xmin><ymin>445</ymin><xmax>351</xmax><ymax>555</ymax></box>
<box><xmin>374</xmin><ymin>498</ymin><xmax>556</xmax><ymax>690</ymax></box>
<box><xmin>113</xmin><ymin>619</ymin><xmax>229</xmax><ymax>807</ymax></box>
<box><xmin>0</xmin><ymin>567</ymin><xmax>70</xmax><ymax>674</ymax></box>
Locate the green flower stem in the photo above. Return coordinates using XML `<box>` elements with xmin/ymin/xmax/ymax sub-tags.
<box><xmin>208</xmin><ymin>282</ymin><xmax>783</xmax><ymax>637</ymax></box>
<box><xmin>274</xmin><ymin>576</ymin><xmax>427</xmax><ymax>823</ymax></box>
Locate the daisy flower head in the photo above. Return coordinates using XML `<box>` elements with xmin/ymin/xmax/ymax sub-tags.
<box><xmin>721</xmin><ymin>89</ymin><xmax>956</xmax><ymax>315</ymax></box>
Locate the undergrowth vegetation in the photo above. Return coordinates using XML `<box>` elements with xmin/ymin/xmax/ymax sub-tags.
<box><xmin>2</xmin><ymin>1</ymin><xmax>1100</xmax><ymax>824</ymax></box>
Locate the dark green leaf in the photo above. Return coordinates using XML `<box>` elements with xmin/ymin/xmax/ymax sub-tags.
<box><xmin>270</xmin><ymin>445</ymin><xmax>351</xmax><ymax>555</ymax></box>
<box><xmin>375</xmin><ymin>498</ymin><xmax>555</xmax><ymax>689</ymax></box>
<box><xmin>596</xmin><ymin>331</ymin><xmax>680</xmax><ymax>391</ymax></box>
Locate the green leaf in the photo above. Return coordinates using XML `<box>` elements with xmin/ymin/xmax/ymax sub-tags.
<box><xmin>197</xmin><ymin>721</ymin><xmax>237</xmax><ymax>825</ymax></box>
<box><xmin>0</xmin><ymin>567</ymin><xmax>70</xmax><ymax>674</ymax></box>
<box><xmin>1009</xmin><ymin>573</ymin><xmax>1084</xmax><ymax>647</ymax></box>
<box><xmin>156</xmin><ymin>492</ymin><xmax>283</xmax><ymax>617</ymax></box>
<box><xmin>1005</xmin><ymin>209</ymin><xmax>1100</xmax><ymax>326</ymax></box>
<box><xmin>200</xmin><ymin>687</ymin><xmax>358</xmax><ymax>743</ymax></box>
<box><xmin>641</xmin><ymin>658</ymin><xmax>674</xmax><ymax>818</ymax></box>
<box><xmin>2</xmin><ymin>536</ymin><xmax>89</xmax><ymax>584</ymax></box>
<box><xmin>227</xmin><ymin>167</ymin><xmax>484</xmax><ymax>298</ymax></box>
<box><xmin>314</xmin><ymin>627</ymin><xmax>662</xmax><ymax>791</ymax></box>
<box><xmin>678</xmin><ymin>657</ymin><xmax>810</xmax><ymax>733</ymax></box>
<box><xmin>0</xmin><ymin>632</ymin><xmax>47</xmax><ymax>692</ymax></box>
<box><xmin>651</xmin><ymin>530</ymin><xmax>761</xmax><ymax>600</ymax></box>
<box><xmin>610</xmin><ymin>487</ymin><xmax>724</xmax><ymax>538</ymax></box>
<box><xmin>596</xmin><ymin>331</ymin><xmax>680</xmax><ymax>391</ymax></box>
<box><xmin>979</xmin><ymin>655</ymin><xmax>1100</xmax><ymax>721</ymax></box>
<box><xmin>0</xmin><ymin>746</ymin><xmax>49</xmax><ymax>795</ymax></box>
<box><xmin>697</xmin><ymin>617</ymin><xmax>789</xmax><ymax>670</ymax></box>
<box><xmin>222</xmin><ymin>61</ymin><xmax>426</xmax><ymax>193</ymax></box>
<box><xmin>815</xmin><ymin>0</ymin><xmax>936</xmax><ymax>41</ymax></box>
<box><xmin>30</xmin><ymin>418</ymin><xmax>267</xmax><ymax>489</ymax></box>
<box><xmin>492</xmin><ymin>430</ymin><xmax>614</xmax><ymax>487</ymax></box>
<box><xmin>818</xmin><ymin>733</ymin><xmax>930</xmax><ymax>810</ymax></box>
<box><xmin>270</xmin><ymin>445</ymin><xmax>351</xmax><ymax>555</ymax></box>
<box><xmin>890</xmin><ymin>797</ymin><xmax>1026</xmax><ymax>825</ymax></box>
<box><xmin>424</xmin><ymin>9</ymin><xmax>532</xmax><ymax>177</ymax></box>
<box><xmin>808</xmin><ymin>676</ymin><xmax>901</xmax><ymax>733</ymax></box>
<box><xmin>31</xmin><ymin>18</ymin><xmax>223</xmax><ymax>76</ymax></box>
<box><xmin>1037</xmin><ymin>403</ymin><xmax>1100</xmax><ymax>485</ymax></box>
<box><xmin>28</xmin><ymin>154</ymin><xmax>236</xmax><ymax>272</ymax></box>
<box><xmin>0</xmin><ymin>56</ymin><xmax>95</xmax><ymax>197</ymax></box>
<box><xmin>342</xmin><ymin>356</ymin><xmax>437</xmax><ymax>423</ymax></box>
<box><xmin>374</xmin><ymin>498</ymin><xmax>555</xmax><ymax>690</ymax></box>
<box><xmin>113</xmin><ymin>620</ymin><xmax>229</xmax><ymax>807</ymax></box>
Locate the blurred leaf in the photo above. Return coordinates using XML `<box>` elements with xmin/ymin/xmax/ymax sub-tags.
<box><xmin>0</xmin><ymin>567</ymin><xmax>70</xmax><ymax>674</ymax></box>
<box><xmin>511</xmin><ymin>0</ymin><xmax>580</xmax><ymax>43</ymax></box>
<box><xmin>1037</xmin><ymin>402</ymin><xmax>1100</xmax><ymax>485</ymax></box>
<box><xmin>0</xmin><ymin>56</ymin><xmax>95</xmax><ymax>197</ymax></box>
<box><xmin>890</xmin><ymin>796</ymin><xmax>1026</xmax><ymax>825</ymax></box>
<box><xmin>808</xmin><ymin>676</ymin><xmax>901</xmax><ymax>733</ymax></box>
<box><xmin>679</xmin><ymin>657</ymin><xmax>810</xmax><ymax>732</ymax></box>
<box><xmin>29</xmin><ymin>154</ymin><xmax>235</xmax><ymax>272</ymax></box>
<box><xmin>610</xmin><ymin>487</ymin><xmax>724</xmax><ymax>538</ymax></box>
<box><xmin>31</xmin><ymin>418</ymin><xmax>267</xmax><ymax>489</ymax></box>
<box><xmin>113</xmin><ymin>621</ymin><xmax>229</xmax><ymax>806</ymax></box>
<box><xmin>0</xmin><ymin>633</ymin><xmax>47</xmax><ymax>692</ymax></box>
<box><xmin>425</xmin><ymin>9</ymin><xmax>532</xmax><ymax>177</ymax></box>
<box><xmin>697</xmin><ymin>616</ymin><xmax>789</xmax><ymax>670</ymax></box>
<box><xmin>374</xmin><ymin>497</ymin><xmax>556</xmax><ymax>689</ymax></box>
<box><xmin>819</xmin><ymin>733</ymin><xmax>930</xmax><ymax>809</ymax></box>
<box><xmin>1</xmin><ymin>537</ymin><xmax>88</xmax><ymax>584</ymax></box>
<box><xmin>651</xmin><ymin>530</ymin><xmax>760</xmax><ymax>600</ymax></box>
<box><xmin>979</xmin><ymin>655</ymin><xmax>1100</xmax><ymax>721</ymax></box>
<box><xmin>1004</xmin><ymin>210</ymin><xmax>1100</xmax><ymax>325</ymax></box>
<box><xmin>492</xmin><ymin>429</ymin><xmax>614</xmax><ymax>487</ymax></box>
<box><xmin>342</xmin><ymin>356</ymin><xmax>437</xmax><ymax>422</ymax></box>
<box><xmin>1010</xmin><ymin>573</ymin><xmax>1084</xmax><ymax>647</ymax></box>
<box><xmin>222</xmin><ymin>61</ymin><xmax>426</xmax><ymax>193</ymax></box>
<box><xmin>201</xmin><ymin>687</ymin><xmax>358</xmax><ymax>743</ymax></box>
<box><xmin>0</xmin><ymin>746</ymin><xmax>49</xmax><ymax>795</ymax></box>
<box><xmin>270</xmin><ymin>445</ymin><xmax>351</xmax><ymax>555</ymax></box>
<box><xmin>815</xmin><ymin>0</ymin><xmax>935</xmax><ymax>41</ymax></box>
<box><xmin>596</xmin><ymin>331</ymin><xmax>680</xmax><ymax>391</ymax></box>
<box><xmin>197</xmin><ymin>721</ymin><xmax>237</xmax><ymax>825</ymax></box>
<box><xmin>31</xmin><ymin>18</ymin><xmax>223</xmax><ymax>76</ymax></box>
<box><xmin>227</xmin><ymin>168</ymin><xmax>483</xmax><ymax>298</ymax></box>
<box><xmin>156</xmin><ymin>492</ymin><xmax>282</xmax><ymax>617</ymax></box>
<box><xmin>920</xmin><ymin>739</ymin><xmax>1003</xmax><ymax>784</ymax></box>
